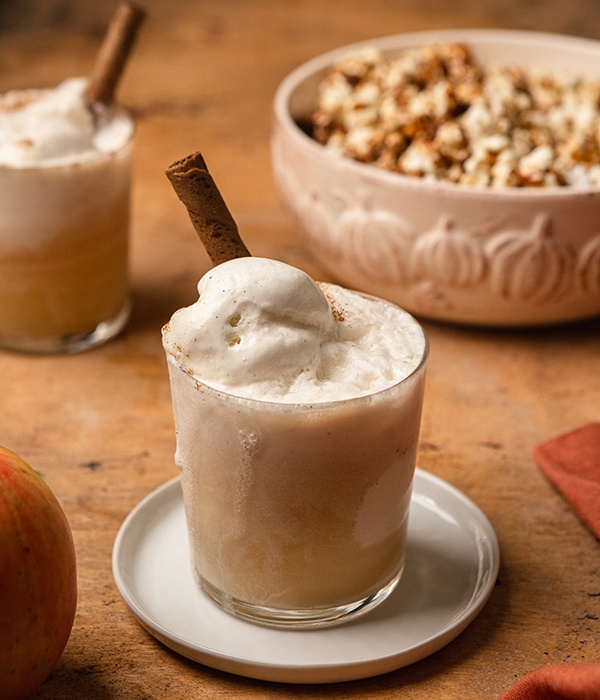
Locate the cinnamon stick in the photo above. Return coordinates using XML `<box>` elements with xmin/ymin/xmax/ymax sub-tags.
<box><xmin>86</xmin><ymin>1</ymin><xmax>146</xmax><ymax>106</ymax></box>
<box><xmin>166</xmin><ymin>152</ymin><xmax>251</xmax><ymax>265</ymax></box>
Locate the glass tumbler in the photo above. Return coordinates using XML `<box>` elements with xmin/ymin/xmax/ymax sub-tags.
<box><xmin>0</xmin><ymin>108</ymin><xmax>134</xmax><ymax>354</ymax></box>
<box><xmin>164</xmin><ymin>316</ymin><xmax>428</xmax><ymax>628</ymax></box>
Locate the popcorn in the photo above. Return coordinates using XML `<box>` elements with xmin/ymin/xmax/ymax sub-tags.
<box><xmin>306</xmin><ymin>43</ymin><xmax>600</xmax><ymax>188</ymax></box>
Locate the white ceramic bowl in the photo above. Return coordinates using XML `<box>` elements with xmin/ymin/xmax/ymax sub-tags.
<box><xmin>272</xmin><ymin>29</ymin><xmax>600</xmax><ymax>326</ymax></box>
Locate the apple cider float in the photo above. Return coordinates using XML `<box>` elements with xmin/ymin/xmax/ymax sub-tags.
<box><xmin>0</xmin><ymin>93</ymin><xmax>133</xmax><ymax>352</ymax></box>
<box><xmin>162</xmin><ymin>154</ymin><xmax>429</xmax><ymax>628</ymax></box>
<box><xmin>0</xmin><ymin>3</ymin><xmax>144</xmax><ymax>353</ymax></box>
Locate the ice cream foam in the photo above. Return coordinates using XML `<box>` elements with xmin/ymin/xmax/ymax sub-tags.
<box><xmin>0</xmin><ymin>77</ymin><xmax>134</xmax><ymax>167</ymax></box>
<box><xmin>161</xmin><ymin>257</ymin><xmax>427</xmax><ymax>403</ymax></box>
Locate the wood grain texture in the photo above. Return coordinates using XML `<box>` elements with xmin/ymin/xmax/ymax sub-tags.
<box><xmin>0</xmin><ymin>1</ymin><xmax>598</xmax><ymax>698</ymax></box>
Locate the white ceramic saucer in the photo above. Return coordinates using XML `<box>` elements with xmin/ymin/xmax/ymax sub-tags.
<box><xmin>112</xmin><ymin>469</ymin><xmax>500</xmax><ymax>684</ymax></box>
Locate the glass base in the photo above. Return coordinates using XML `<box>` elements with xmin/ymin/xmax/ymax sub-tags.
<box><xmin>0</xmin><ymin>299</ymin><xmax>132</xmax><ymax>355</ymax></box>
<box><xmin>200</xmin><ymin>568</ymin><xmax>403</xmax><ymax>629</ymax></box>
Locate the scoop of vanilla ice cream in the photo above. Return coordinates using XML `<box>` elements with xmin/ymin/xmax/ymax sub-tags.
<box><xmin>0</xmin><ymin>78</ymin><xmax>133</xmax><ymax>167</ymax></box>
<box><xmin>162</xmin><ymin>257</ymin><xmax>427</xmax><ymax>402</ymax></box>
<box><xmin>163</xmin><ymin>258</ymin><xmax>336</xmax><ymax>393</ymax></box>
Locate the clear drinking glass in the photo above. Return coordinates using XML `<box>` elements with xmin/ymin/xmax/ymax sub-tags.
<box><xmin>164</xmin><ymin>315</ymin><xmax>428</xmax><ymax>628</ymax></box>
<box><xmin>0</xmin><ymin>110</ymin><xmax>134</xmax><ymax>354</ymax></box>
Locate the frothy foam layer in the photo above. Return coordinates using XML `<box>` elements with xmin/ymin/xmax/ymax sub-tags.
<box><xmin>162</xmin><ymin>257</ymin><xmax>427</xmax><ymax>402</ymax></box>
<box><xmin>0</xmin><ymin>78</ymin><xmax>134</xmax><ymax>167</ymax></box>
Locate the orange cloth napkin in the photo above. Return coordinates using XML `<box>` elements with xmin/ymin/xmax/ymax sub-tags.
<box><xmin>500</xmin><ymin>427</ymin><xmax>600</xmax><ymax>699</ymax></box>
<box><xmin>498</xmin><ymin>664</ymin><xmax>600</xmax><ymax>699</ymax></box>
<box><xmin>533</xmin><ymin>423</ymin><xmax>600</xmax><ymax>539</ymax></box>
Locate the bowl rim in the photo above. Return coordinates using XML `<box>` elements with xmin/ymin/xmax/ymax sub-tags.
<box><xmin>273</xmin><ymin>28</ymin><xmax>600</xmax><ymax>201</ymax></box>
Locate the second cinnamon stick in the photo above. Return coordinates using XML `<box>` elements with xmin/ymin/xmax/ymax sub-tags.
<box><xmin>86</xmin><ymin>1</ymin><xmax>146</xmax><ymax>106</ymax></box>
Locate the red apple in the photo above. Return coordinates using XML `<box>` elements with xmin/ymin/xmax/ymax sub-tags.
<box><xmin>0</xmin><ymin>446</ymin><xmax>77</xmax><ymax>700</ymax></box>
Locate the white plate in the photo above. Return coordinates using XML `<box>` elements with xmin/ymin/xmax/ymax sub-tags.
<box><xmin>112</xmin><ymin>469</ymin><xmax>500</xmax><ymax>684</ymax></box>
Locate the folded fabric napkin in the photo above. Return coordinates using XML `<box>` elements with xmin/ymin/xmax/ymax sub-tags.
<box><xmin>498</xmin><ymin>664</ymin><xmax>600</xmax><ymax>699</ymax></box>
<box><xmin>533</xmin><ymin>422</ymin><xmax>600</xmax><ymax>539</ymax></box>
<box><xmin>500</xmin><ymin>426</ymin><xmax>600</xmax><ymax>699</ymax></box>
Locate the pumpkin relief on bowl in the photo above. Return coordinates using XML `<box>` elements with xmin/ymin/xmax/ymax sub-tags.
<box><xmin>577</xmin><ymin>234</ymin><xmax>600</xmax><ymax>296</ymax></box>
<box><xmin>297</xmin><ymin>187</ymin><xmax>335</xmax><ymax>254</ymax></box>
<box><xmin>409</xmin><ymin>216</ymin><xmax>487</xmax><ymax>288</ymax></box>
<box><xmin>332</xmin><ymin>193</ymin><xmax>415</xmax><ymax>284</ymax></box>
<box><xmin>484</xmin><ymin>214</ymin><xmax>576</xmax><ymax>303</ymax></box>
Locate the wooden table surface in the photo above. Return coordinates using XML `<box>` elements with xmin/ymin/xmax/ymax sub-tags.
<box><xmin>1</xmin><ymin>1</ymin><xmax>599</xmax><ymax>698</ymax></box>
